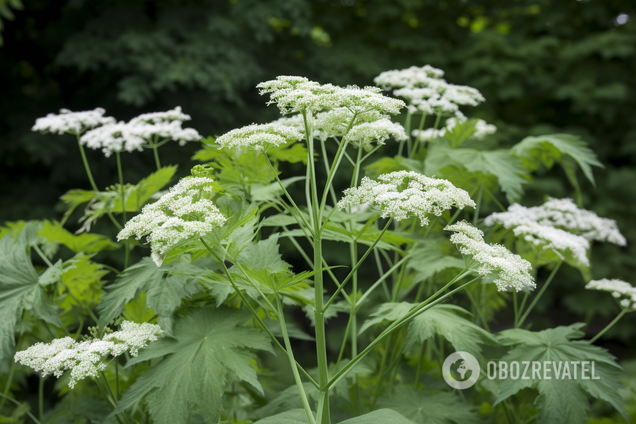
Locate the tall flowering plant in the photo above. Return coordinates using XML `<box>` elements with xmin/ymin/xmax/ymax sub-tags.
<box><xmin>0</xmin><ymin>66</ymin><xmax>631</xmax><ymax>424</ymax></box>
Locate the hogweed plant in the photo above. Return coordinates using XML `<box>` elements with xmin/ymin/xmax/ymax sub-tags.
<box><xmin>0</xmin><ymin>65</ymin><xmax>631</xmax><ymax>424</ymax></box>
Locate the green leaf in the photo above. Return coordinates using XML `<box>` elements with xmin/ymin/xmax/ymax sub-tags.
<box><xmin>495</xmin><ymin>323</ymin><xmax>628</xmax><ymax>423</ymax></box>
<box><xmin>251</xmin><ymin>176</ymin><xmax>305</xmax><ymax>202</ymax></box>
<box><xmin>407</xmin><ymin>304</ymin><xmax>498</xmax><ymax>356</ymax></box>
<box><xmin>425</xmin><ymin>142</ymin><xmax>529</xmax><ymax>203</ymax></box>
<box><xmin>511</xmin><ymin>133</ymin><xmax>603</xmax><ymax>185</ymax></box>
<box><xmin>58</xmin><ymin>253</ymin><xmax>109</xmax><ymax>312</ymax></box>
<box><xmin>114</xmin><ymin>306</ymin><xmax>272</xmax><ymax>424</ymax></box>
<box><xmin>254</xmin><ymin>409</ymin><xmax>311</xmax><ymax>424</ymax></box>
<box><xmin>359</xmin><ymin>302</ymin><xmax>412</xmax><ymax>334</ymax></box>
<box><xmin>114</xmin><ymin>165</ymin><xmax>178</xmax><ymax>212</ymax></box>
<box><xmin>38</xmin><ymin>259</ymin><xmax>64</xmax><ymax>286</ymax></box>
<box><xmin>0</xmin><ymin>225</ymin><xmax>61</xmax><ymax>359</ymax></box>
<box><xmin>364</xmin><ymin>156</ymin><xmax>423</xmax><ymax>179</ymax></box>
<box><xmin>378</xmin><ymin>385</ymin><xmax>480</xmax><ymax>424</ymax></box>
<box><xmin>406</xmin><ymin>240</ymin><xmax>465</xmax><ymax>284</ymax></box>
<box><xmin>38</xmin><ymin>220</ymin><xmax>120</xmax><ymax>254</ymax></box>
<box><xmin>97</xmin><ymin>257</ymin><xmax>199</xmax><ymax>334</ymax></box>
<box><xmin>339</xmin><ymin>409</ymin><xmax>417</xmax><ymax>424</ymax></box>
<box><xmin>268</xmin><ymin>142</ymin><xmax>309</xmax><ymax>164</ymax></box>
<box><xmin>444</xmin><ymin>118</ymin><xmax>478</xmax><ymax>148</ymax></box>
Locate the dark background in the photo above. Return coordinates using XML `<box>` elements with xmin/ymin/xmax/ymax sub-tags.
<box><xmin>1</xmin><ymin>0</ymin><xmax>635</xmax><ymax>355</ymax></box>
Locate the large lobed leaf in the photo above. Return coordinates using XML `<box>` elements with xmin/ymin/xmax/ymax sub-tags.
<box><xmin>97</xmin><ymin>257</ymin><xmax>199</xmax><ymax>334</ymax></box>
<box><xmin>0</xmin><ymin>225</ymin><xmax>61</xmax><ymax>359</ymax></box>
<box><xmin>495</xmin><ymin>323</ymin><xmax>627</xmax><ymax>424</ymax></box>
<box><xmin>113</xmin><ymin>306</ymin><xmax>272</xmax><ymax>424</ymax></box>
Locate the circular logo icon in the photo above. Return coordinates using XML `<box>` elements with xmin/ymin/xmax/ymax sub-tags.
<box><xmin>442</xmin><ymin>351</ymin><xmax>480</xmax><ymax>389</ymax></box>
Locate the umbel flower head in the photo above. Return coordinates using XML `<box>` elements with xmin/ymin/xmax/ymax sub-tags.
<box><xmin>512</xmin><ymin>222</ymin><xmax>590</xmax><ymax>266</ymax></box>
<box><xmin>445</xmin><ymin>221</ymin><xmax>535</xmax><ymax>292</ymax></box>
<box><xmin>32</xmin><ymin>108</ymin><xmax>116</xmax><ymax>135</ymax></box>
<box><xmin>337</xmin><ymin>171</ymin><xmax>475</xmax><ymax>225</ymax></box>
<box><xmin>215</xmin><ymin>122</ymin><xmax>304</xmax><ymax>150</ymax></box>
<box><xmin>117</xmin><ymin>176</ymin><xmax>226</xmax><ymax>266</ymax></box>
<box><xmin>80</xmin><ymin>108</ymin><xmax>201</xmax><ymax>157</ymax></box>
<box><xmin>484</xmin><ymin>197</ymin><xmax>626</xmax><ymax>246</ymax></box>
<box><xmin>586</xmin><ymin>279</ymin><xmax>636</xmax><ymax>310</ymax></box>
<box><xmin>257</xmin><ymin>76</ymin><xmax>405</xmax><ymax>116</ymax></box>
<box><xmin>274</xmin><ymin>107</ymin><xmax>407</xmax><ymax>149</ymax></box>
<box><xmin>374</xmin><ymin>65</ymin><xmax>485</xmax><ymax>116</ymax></box>
<box><xmin>14</xmin><ymin>322</ymin><xmax>162</xmax><ymax>389</ymax></box>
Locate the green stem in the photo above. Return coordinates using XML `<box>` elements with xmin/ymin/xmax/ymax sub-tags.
<box><xmin>589</xmin><ymin>309</ymin><xmax>628</xmax><ymax>344</ymax></box>
<box><xmin>75</xmin><ymin>135</ymin><xmax>122</xmax><ymax>230</ymax></box>
<box><xmin>517</xmin><ymin>261</ymin><xmax>562</xmax><ymax>327</ymax></box>
<box><xmin>327</xmin><ymin>274</ymin><xmax>479</xmax><ymax>390</ymax></box>
<box><xmin>414</xmin><ymin>342</ymin><xmax>426</xmax><ymax>388</ymax></box>
<box><xmin>304</xmin><ymin>113</ymin><xmax>330</xmax><ymax>424</ymax></box>
<box><xmin>400</xmin><ymin>112</ymin><xmax>412</xmax><ymax>157</ymax></box>
<box><xmin>152</xmin><ymin>143</ymin><xmax>161</xmax><ymax>170</ymax></box>
<box><xmin>116</xmin><ymin>152</ymin><xmax>129</xmax><ymax>268</ymax></box>
<box><xmin>433</xmin><ymin>114</ymin><xmax>442</xmax><ymax>130</ymax></box>
<box><xmin>319</xmin><ymin>140</ymin><xmax>339</xmax><ymax>207</ymax></box>
<box><xmin>356</xmin><ymin>254</ymin><xmax>410</xmax><ymax>310</ymax></box>
<box><xmin>276</xmin><ymin>297</ymin><xmax>316</xmax><ymax>424</ymax></box>
<box><xmin>473</xmin><ymin>185</ymin><xmax>483</xmax><ymax>226</ymax></box>
<box><xmin>465</xmin><ymin>285</ymin><xmax>490</xmax><ymax>332</ymax></box>
<box><xmin>409</xmin><ymin>113</ymin><xmax>427</xmax><ymax>158</ymax></box>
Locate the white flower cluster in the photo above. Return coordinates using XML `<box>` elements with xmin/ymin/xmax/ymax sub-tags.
<box><xmin>485</xmin><ymin>197</ymin><xmax>626</xmax><ymax>246</ymax></box>
<box><xmin>337</xmin><ymin>171</ymin><xmax>475</xmax><ymax>225</ymax></box>
<box><xmin>374</xmin><ymin>65</ymin><xmax>485</xmax><ymax>116</ymax></box>
<box><xmin>80</xmin><ymin>118</ymin><xmax>201</xmax><ymax>157</ymax></box>
<box><xmin>411</xmin><ymin>128</ymin><xmax>444</xmax><ymax>142</ymax></box>
<box><xmin>117</xmin><ymin>177</ymin><xmax>226</xmax><ymax>265</ymax></box>
<box><xmin>14</xmin><ymin>322</ymin><xmax>162</xmax><ymax>388</ymax></box>
<box><xmin>512</xmin><ymin>223</ymin><xmax>590</xmax><ymax>266</ymax></box>
<box><xmin>32</xmin><ymin>108</ymin><xmax>116</xmax><ymax>135</ymax></box>
<box><xmin>445</xmin><ymin>221</ymin><xmax>535</xmax><ymax>292</ymax></box>
<box><xmin>257</xmin><ymin>76</ymin><xmax>405</xmax><ymax>116</ymax></box>
<box><xmin>215</xmin><ymin>123</ymin><xmax>304</xmax><ymax>150</ymax></box>
<box><xmin>585</xmin><ymin>279</ymin><xmax>636</xmax><ymax>310</ymax></box>
<box><xmin>344</xmin><ymin>119</ymin><xmax>407</xmax><ymax>150</ymax></box>
<box><xmin>128</xmin><ymin>106</ymin><xmax>191</xmax><ymax>124</ymax></box>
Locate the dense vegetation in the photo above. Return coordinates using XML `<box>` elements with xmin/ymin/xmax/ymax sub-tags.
<box><xmin>0</xmin><ymin>1</ymin><xmax>635</xmax><ymax>423</ymax></box>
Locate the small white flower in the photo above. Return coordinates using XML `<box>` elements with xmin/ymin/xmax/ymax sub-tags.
<box><xmin>485</xmin><ymin>198</ymin><xmax>626</xmax><ymax>246</ymax></box>
<box><xmin>337</xmin><ymin>171</ymin><xmax>475</xmax><ymax>225</ymax></box>
<box><xmin>344</xmin><ymin>119</ymin><xmax>407</xmax><ymax>150</ymax></box>
<box><xmin>215</xmin><ymin>123</ymin><xmax>303</xmax><ymax>150</ymax></box>
<box><xmin>117</xmin><ymin>177</ymin><xmax>226</xmax><ymax>262</ymax></box>
<box><xmin>445</xmin><ymin>221</ymin><xmax>535</xmax><ymax>292</ymax></box>
<box><xmin>512</xmin><ymin>222</ymin><xmax>590</xmax><ymax>266</ymax></box>
<box><xmin>586</xmin><ymin>278</ymin><xmax>636</xmax><ymax>309</ymax></box>
<box><xmin>32</xmin><ymin>108</ymin><xmax>115</xmax><ymax>135</ymax></box>
<box><xmin>14</xmin><ymin>322</ymin><xmax>162</xmax><ymax>388</ymax></box>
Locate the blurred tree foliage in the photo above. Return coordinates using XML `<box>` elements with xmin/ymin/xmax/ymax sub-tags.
<box><xmin>1</xmin><ymin>0</ymin><xmax>635</xmax><ymax>349</ymax></box>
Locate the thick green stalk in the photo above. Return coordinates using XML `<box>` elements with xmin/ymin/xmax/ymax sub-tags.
<box><xmin>116</xmin><ymin>152</ymin><xmax>129</xmax><ymax>268</ymax></box>
<box><xmin>589</xmin><ymin>309</ymin><xmax>628</xmax><ymax>344</ymax></box>
<box><xmin>277</xmin><ymin>297</ymin><xmax>316</xmax><ymax>424</ymax></box>
<box><xmin>517</xmin><ymin>261</ymin><xmax>562</xmax><ymax>327</ymax></box>
<box><xmin>399</xmin><ymin>111</ymin><xmax>412</xmax><ymax>157</ymax></box>
<box><xmin>152</xmin><ymin>144</ymin><xmax>161</xmax><ymax>170</ymax></box>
